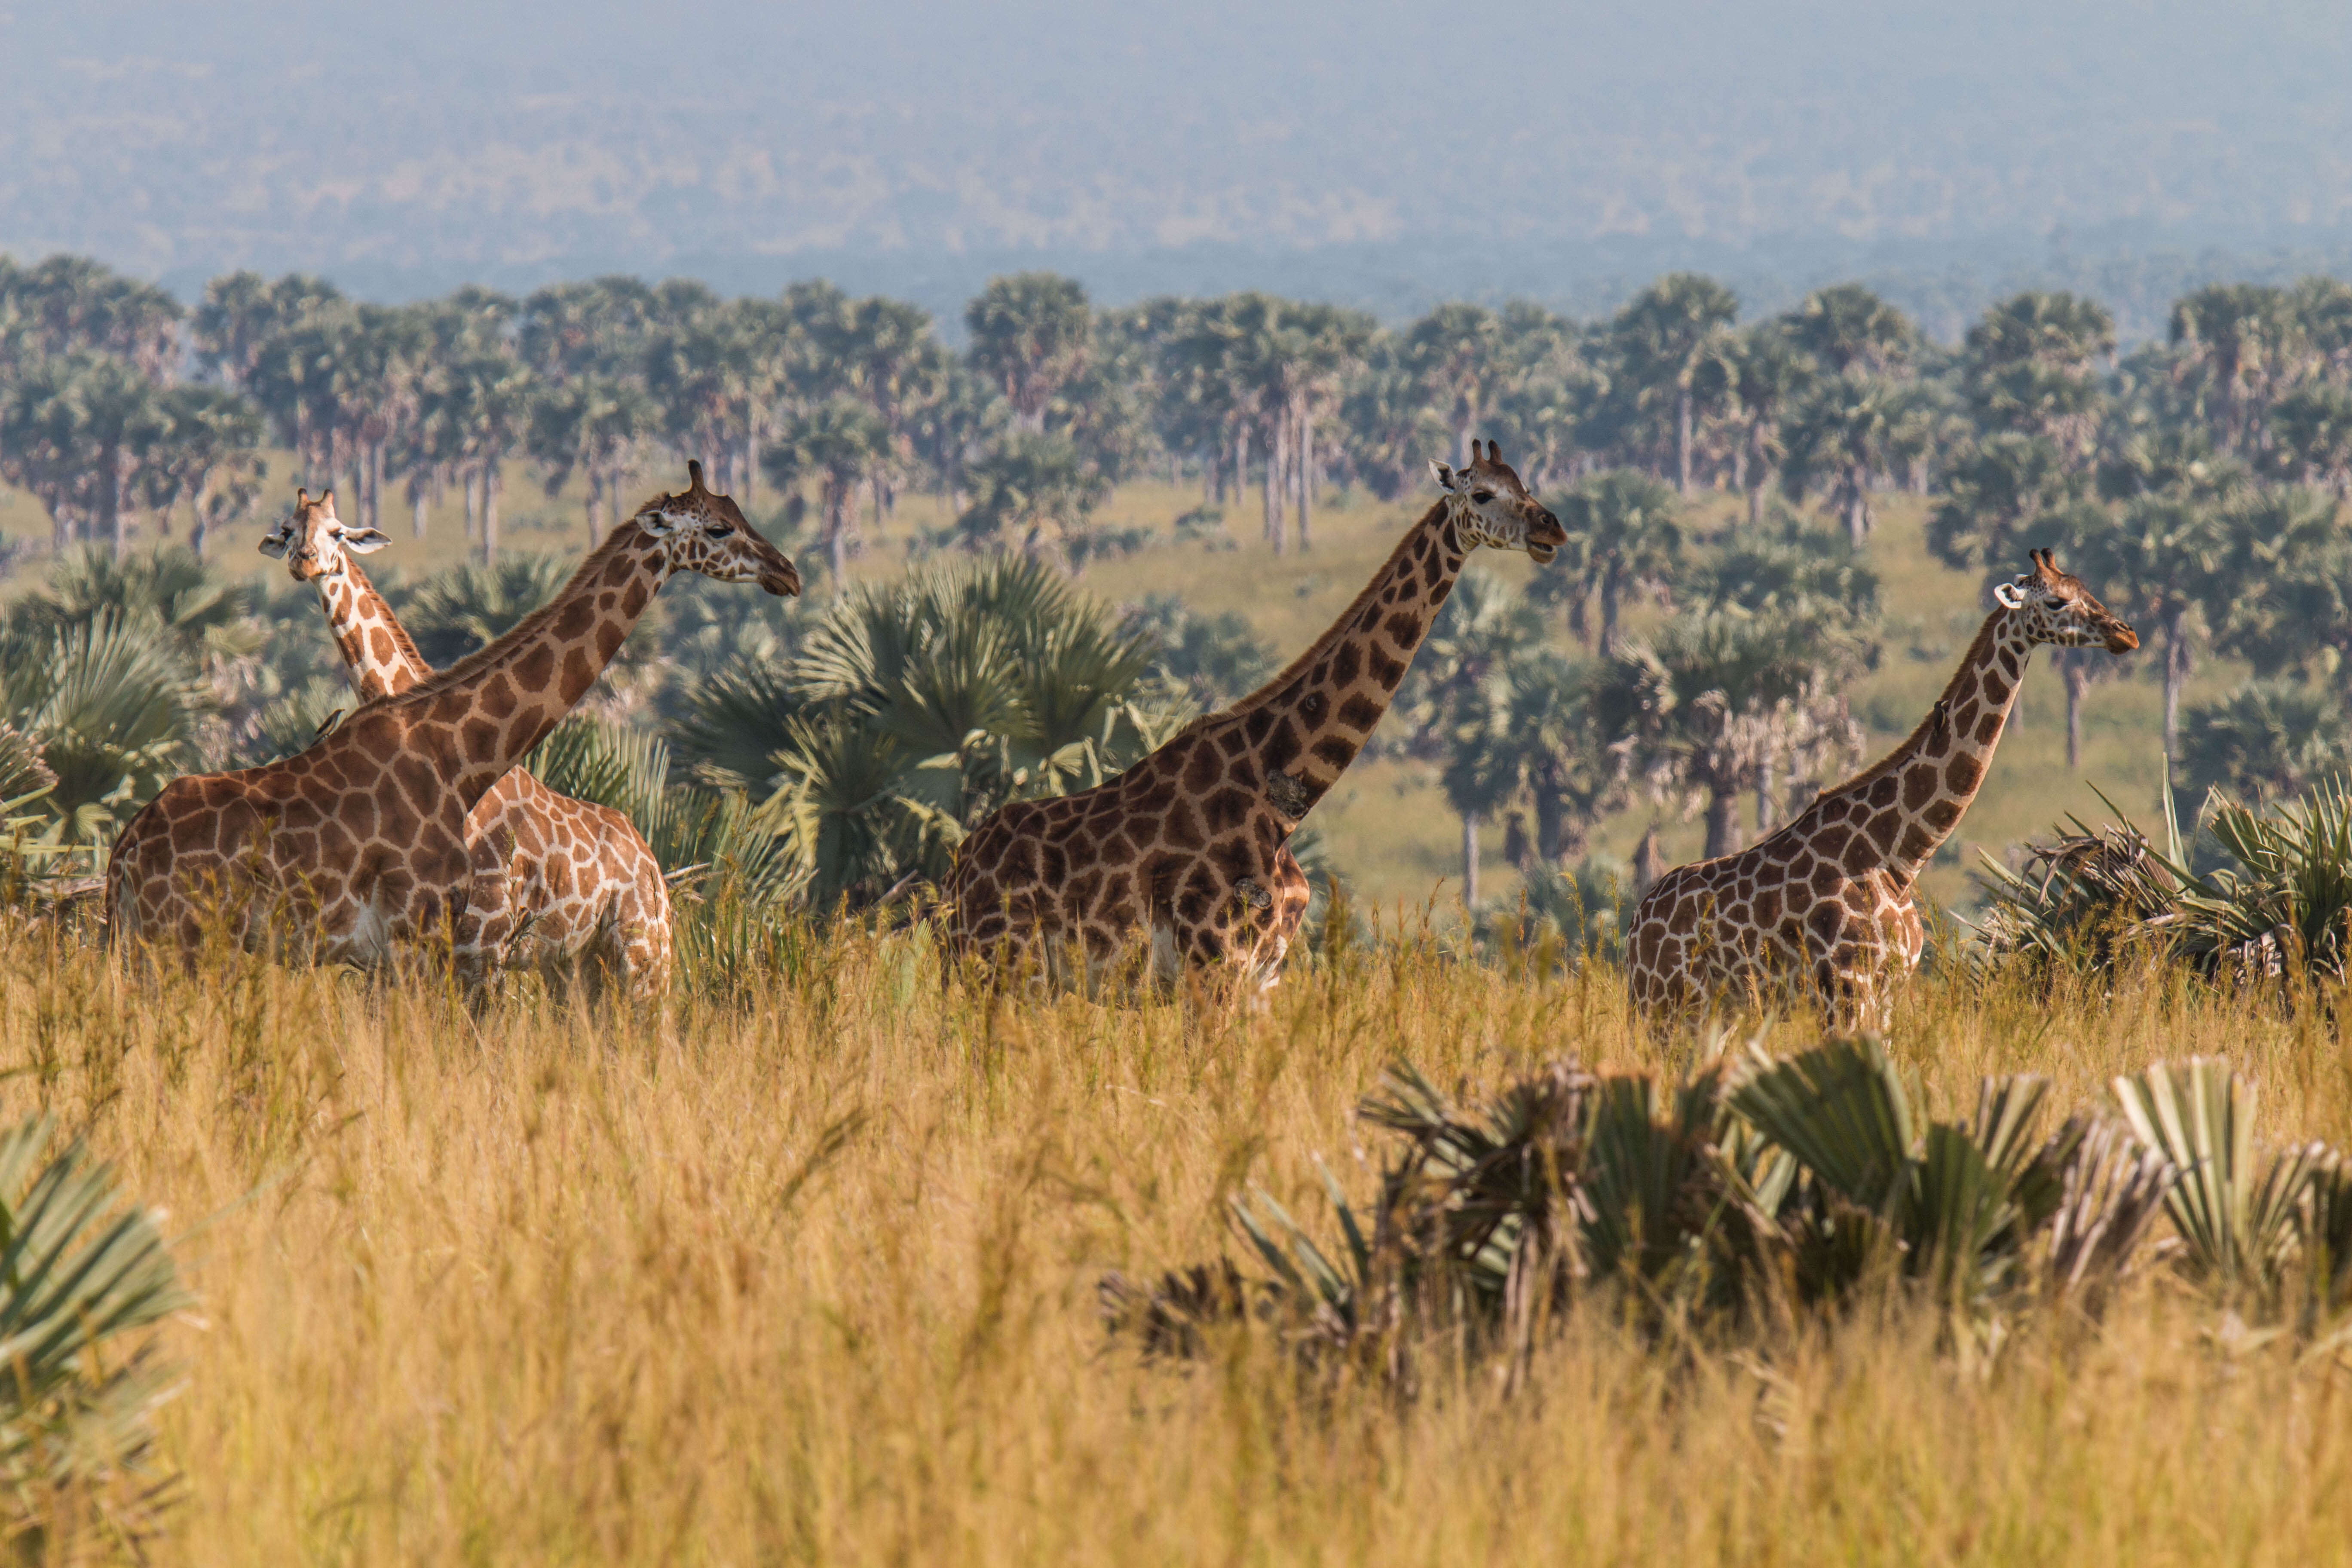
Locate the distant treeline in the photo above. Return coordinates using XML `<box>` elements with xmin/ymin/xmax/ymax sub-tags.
<box><xmin>1</xmin><ymin>253</ymin><xmax>2349</xmax><ymax>585</ymax></box>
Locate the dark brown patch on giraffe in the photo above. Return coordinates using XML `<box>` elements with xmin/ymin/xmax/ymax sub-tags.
<box><xmin>1898</xmin><ymin>824</ymin><xmax>1935</xmax><ymax>862</ymax></box>
<box><xmin>1369</xmin><ymin>649</ymin><xmax>1408</xmax><ymax>689</ymax></box>
<box><xmin>1902</xmin><ymin>764</ymin><xmax>1939</xmax><ymax>811</ymax></box>
<box><xmin>514</xmin><ymin>644</ymin><xmax>556</xmax><ymax>694</ymax></box>
<box><xmin>1946</xmin><ymin>753</ymin><xmax>1983</xmax><ymax>793</ymax></box>
<box><xmin>1866</xmin><ymin>811</ymin><xmax>1899</xmax><ymax>853</ymax></box>
<box><xmin>1815</xmin><ymin>825</ymin><xmax>1852</xmax><ymax>860</ymax></box>
<box><xmin>1923</xmin><ymin>798</ymin><xmax>1963</xmax><ymax>832</ymax></box>
<box><xmin>1384</xmin><ymin>611</ymin><xmax>1423</xmax><ymax>644</ymax></box>
<box><xmin>1311</xmin><ymin>737</ymin><xmax>1356</xmax><ymax>772</ymax></box>
<box><xmin>1976</xmin><ymin>711</ymin><xmax>2004</xmax><ymax>744</ymax></box>
<box><xmin>1811</xmin><ymin>862</ymin><xmax>1842</xmax><ymax>897</ymax></box>
<box><xmin>602</xmin><ymin>554</ymin><xmax>634</xmax><ymax>587</ymax></box>
<box><xmin>622</xmin><ymin>580</ymin><xmax>650</xmax><ymax>618</ymax></box>
<box><xmin>1332</xmin><ymin>643</ymin><xmax>1362</xmax><ymax>688</ymax></box>
<box><xmin>595</xmin><ymin>623</ymin><xmax>624</xmax><ymax>662</ymax></box>
<box><xmin>1981</xmin><ymin>672</ymin><xmax>2011</xmax><ymax>708</ymax></box>
<box><xmin>1868</xmin><ymin>776</ymin><xmax>1899</xmax><ymax>809</ymax></box>
<box><xmin>1263</xmin><ymin>720</ymin><xmax>1303</xmax><ymax>772</ymax></box>
<box><xmin>1755</xmin><ymin>887</ymin><xmax>1782</xmax><ymax>924</ymax></box>
<box><xmin>556</xmin><ymin>599</ymin><xmax>596</xmax><ymax>640</ymax></box>
<box><xmin>1336</xmin><ymin>695</ymin><xmax>1383</xmax><ymax>732</ymax></box>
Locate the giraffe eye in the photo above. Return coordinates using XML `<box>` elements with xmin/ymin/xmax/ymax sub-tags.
<box><xmin>1471</xmin><ymin>490</ymin><xmax>1494</xmax><ymax>505</ymax></box>
<box><xmin>705</xmin><ymin>522</ymin><xmax>735</xmax><ymax>538</ymax></box>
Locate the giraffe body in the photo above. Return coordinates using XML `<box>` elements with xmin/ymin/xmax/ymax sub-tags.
<box><xmin>259</xmin><ymin>490</ymin><xmax>673</xmax><ymax>996</ymax></box>
<box><xmin>1626</xmin><ymin>550</ymin><xmax>2136</xmax><ymax>1024</ymax></box>
<box><xmin>944</xmin><ymin>442</ymin><xmax>1564</xmax><ymax>994</ymax></box>
<box><xmin>109</xmin><ymin>466</ymin><xmax>798</xmax><ymax>974</ymax></box>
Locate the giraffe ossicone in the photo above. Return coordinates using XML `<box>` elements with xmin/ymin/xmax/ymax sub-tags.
<box><xmin>943</xmin><ymin>439</ymin><xmax>1566</xmax><ymax>995</ymax></box>
<box><xmin>109</xmin><ymin>463</ymin><xmax>799</xmax><ymax>973</ymax></box>
<box><xmin>1626</xmin><ymin>548</ymin><xmax>2138</xmax><ymax>1027</ymax></box>
<box><xmin>257</xmin><ymin>487</ymin><xmax>677</xmax><ymax>997</ymax></box>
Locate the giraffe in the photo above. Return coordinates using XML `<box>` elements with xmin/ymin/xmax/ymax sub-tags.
<box><xmin>943</xmin><ymin>440</ymin><xmax>1565</xmax><ymax>994</ymax></box>
<box><xmin>109</xmin><ymin>463</ymin><xmax>798</xmax><ymax>973</ymax></box>
<box><xmin>257</xmin><ymin>488</ymin><xmax>674</xmax><ymax>997</ymax></box>
<box><xmin>1625</xmin><ymin>549</ymin><xmax>2137</xmax><ymax>1025</ymax></box>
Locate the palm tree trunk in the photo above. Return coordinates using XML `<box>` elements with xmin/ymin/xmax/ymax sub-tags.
<box><xmin>742</xmin><ymin>431</ymin><xmax>759</xmax><ymax>506</ymax></box>
<box><xmin>2062</xmin><ymin>655</ymin><xmax>2089</xmax><ymax>771</ymax></box>
<box><xmin>1600</xmin><ymin>574</ymin><xmax>1623</xmax><ymax>655</ymax></box>
<box><xmin>1676</xmin><ymin>384</ymin><xmax>1694</xmax><ymax>495</ymax></box>
<box><xmin>827</xmin><ymin>484</ymin><xmax>850</xmax><ymax>591</ymax></box>
<box><xmin>584</xmin><ymin>472</ymin><xmax>604</xmax><ymax>546</ymax></box>
<box><xmin>1704</xmin><ymin>787</ymin><xmax>1743</xmax><ymax>859</ymax></box>
<box><xmin>1263</xmin><ymin>417</ymin><xmax>1286</xmax><ymax>554</ymax></box>
<box><xmin>1294</xmin><ymin>400</ymin><xmax>1313</xmax><ymax>551</ymax></box>
<box><xmin>1844</xmin><ymin>467</ymin><xmax>1870</xmax><ymax>548</ymax></box>
<box><xmin>2163</xmin><ymin>614</ymin><xmax>2192</xmax><ymax>760</ymax></box>
<box><xmin>367</xmin><ymin>442</ymin><xmax>386</xmax><ymax>533</ymax></box>
<box><xmin>1233</xmin><ymin>426</ymin><xmax>1250</xmax><ymax>513</ymax></box>
<box><xmin>1461</xmin><ymin>811</ymin><xmax>1480</xmax><ymax>910</ymax></box>
<box><xmin>481</xmin><ymin>466</ymin><xmax>501</xmax><ymax>566</ymax></box>
<box><xmin>463</xmin><ymin>466</ymin><xmax>481</xmax><ymax>544</ymax></box>
<box><xmin>101</xmin><ymin>440</ymin><xmax>126</xmax><ymax>559</ymax></box>
<box><xmin>1756</xmin><ymin>757</ymin><xmax>1777</xmax><ymax>837</ymax></box>
<box><xmin>409</xmin><ymin>472</ymin><xmax>430</xmax><ymax>540</ymax></box>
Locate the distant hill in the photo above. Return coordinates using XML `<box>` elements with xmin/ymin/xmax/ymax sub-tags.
<box><xmin>6</xmin><ymin>0</ymin><xmax>2351</xmax><ymax>337</ymax></box>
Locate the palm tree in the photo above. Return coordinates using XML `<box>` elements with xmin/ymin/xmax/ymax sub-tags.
<box><xmin>2053</xmin><ymin>485</ymin><xmax>2244</xmax><ymax>760</ymax></box>
<box><xmin>1706</xmin><ymin>323</ymin><xmax>1815</xmax><ymax>523</ymax></box>
<box><xmin>2269</xmin><ymin>384</ymin><xmax>2352</xmax><ymax>496</ymax></box>
<box><xmin>1443</xmin><ymin>643</ymin><xmax>1620</xmax><ymax>872</ymax></box>
<box><xmin>0</xmin><ymin>611</ymin><xmax>214</xmax><ymax>848</ymax></box>
<box><xmin>2178</xmin><ymin>680</ymin><xmax>2352</xmax><ymax>805</ymax></box>
<box><xmin>1926</xmin><ymin>432</ymin><xmax>2081</xmax><ymax>586</ymax></box>
<box><xmin>1590</xmin><ymin>606</ymin><xmax>1867</xmax><ymax>858</ymax></box>
<box><xmin>193</xmin><ymin>270</ymin><xmax>342</xmax><ymax>391</ymax></box>
<box><xmin>1785</xmin><ymin>283</ymin><xmax>1916</xmax><ymax>376</ymax></box>
<box><xmin>0</xmin><ymin>352</ymin><xmax>159</xmax><ymax>555</ymax></box>
<box><xmin>1405</xmin><ymin>302</ymin><xmax>1505</xmax><ymax>467</ymax></box>
<box><xmin>1393</xmin><ymin>573</ymin><xmax>1545</xmax><ymax>903</ymax></box>
<box><xmin>828</xmin><ymin>295</ymin><xmax>949</xmax><ymax>521</ymax></box>
<box><xmin>1782</xmin><ymin>369</ymin><xmax>1894</xmax><ymax>547</ymax></box>
<box><xmin>965</xmin><ymin>273</ymin><xmax>1092</xmax><ymax>432</ymax></box>
<box><xmin>948</xmin><ymin>432</ymin><xmax>1112</xmax><ymax>571</ymax></box>
<box><xmin>1963</xmin><ymin>291</ymin><xmax>2114</xmax><ymax>459</ymax></box>
<box><xmin>2170</xmin><ymin>284</ymin><xmax>2300</xmax><ymax>456</ymax></box>
<box><xmin>528</xmin><ymin>375</ymin><xmax>656</xmax><ymax>544</ymax></box>
<box><xmin>8</xmin><ymin>255</ymin><xmax>183</xmax><ymax>378</ymax></box>
<box><xmin>1609</xmin><ymin>274</ymin><xmax>1740</xmax><ymax>493</ymax></box>
<box><xmin>1547</xmin><ymin>469</ymin><xmax>1684</xmax><ymax>652</ymax></box>
<box><xmin>395</xmin><ymin>555</ymin><xmax>578</xmax><ymax>669</ymax></box>
<box><xmin>766</xmin><ymin>397</ymin><xmax>894</xmax><ymax>588</ymax></box>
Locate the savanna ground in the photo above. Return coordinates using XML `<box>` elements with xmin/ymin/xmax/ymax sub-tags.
<box><xmin>11</xmin><ymin>906</ymin><xmax>2352</xmax><ymax>1566</ymax></box>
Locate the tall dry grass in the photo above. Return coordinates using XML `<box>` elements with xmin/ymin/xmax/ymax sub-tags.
<box><xmin>5</xmin><ymin>911</ymin><xmax>2352</xmax><ymax>1565</ymax></box>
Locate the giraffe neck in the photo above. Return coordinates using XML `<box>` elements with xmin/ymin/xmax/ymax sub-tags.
<box><xmin>383</xmin><ymin>521</ymin><xmax>669</xmax><ymax>806</ymax></box>
<box><xmin>1211</xmin><ymin>498</ymin><xmax>1469</xmax><ymax>818</ymax></box>
<box><xmin>315</xmin><ymin>560</ymin><xmax>432</xmax><ymax>700</ymax></box>
<box><xmin>1808</xmin><ymin>607</ymin><xmax>2036</xmax><ymax>888</ymax></box>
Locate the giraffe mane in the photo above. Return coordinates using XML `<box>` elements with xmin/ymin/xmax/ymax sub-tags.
<box><xmin>1209</xmin><ymin>496</ymin><xmax>1452</xmax><ymax>725</ymax></box>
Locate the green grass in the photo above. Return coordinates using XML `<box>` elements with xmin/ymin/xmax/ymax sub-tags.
<box><xmin>0</xmin><ymin>463</ymin><xmax>2209</xmax><ymax>917</ymax></box>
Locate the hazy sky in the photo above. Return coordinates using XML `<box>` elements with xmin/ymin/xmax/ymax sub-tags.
<box><xmin>3</xmin><ymin>1</ymin><xmax>2349</xmax><ymax>307</ymax></box>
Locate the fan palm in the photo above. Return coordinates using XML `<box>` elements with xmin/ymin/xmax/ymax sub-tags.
<box><xmin>395</xmin><ymin>554</ymin><xmax>583</xmax><ymax>669</ymax></box>
<box><xmin>0</xmin><ymin>612</ymin><xmax>212</xmax><ymax>846</ymax></box>
<box><xmin>0</xmin><ymin>1115</ymin><xmax>192</xmax><ymax>1538</ymax></box>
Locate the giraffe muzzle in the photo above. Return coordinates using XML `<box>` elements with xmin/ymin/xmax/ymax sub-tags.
<box><xmin>2106</xmin><ymin>625</ymin><xmax>2139</xmax><ymax>653</ymax></box>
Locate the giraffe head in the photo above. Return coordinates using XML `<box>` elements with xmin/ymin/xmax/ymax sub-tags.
<box><xmin>1427</xmin><ymin>441</ymin><xmax>1567</xmax><ymax>564</ymax></box>
<box><xmin>1996</xmin><ymin>548</ymin><xmax>2139</xmax><ymax>653</ymax></box>
<box><xmin>257</xmin><ymin>488</ymin><xmax>392</xmax><ymax>583</ymax></box>
<box><xmin>633</xmin><ymin>461</ymin><xmax>802</xmax><ymax>596</ymax></box>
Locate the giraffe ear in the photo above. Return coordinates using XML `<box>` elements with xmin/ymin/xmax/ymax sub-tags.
<box><xmin>338</xmin><ymin>526</ymin><xmax>392</xmax><ymax>554</ymax></box>
<box><xmin>1994</xmin><ymin>582</ymin><xmax>2025</xmax><ymax>609</ymax></box>
<box><xmin>257</xmin><ymin>531</ymin><xmax>290</xmax><ymax>559</ymax></box>
<box><xmin>1428</xmin><ymin>459</ymin><xmax>1459</xmax><ymax>492</ymax></box>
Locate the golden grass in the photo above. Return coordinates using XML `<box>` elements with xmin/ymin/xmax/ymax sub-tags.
<box><xmin>8</xmin><ymin>913</ymin><xmax>2352</xmax><ymax>1565</ymax></box>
